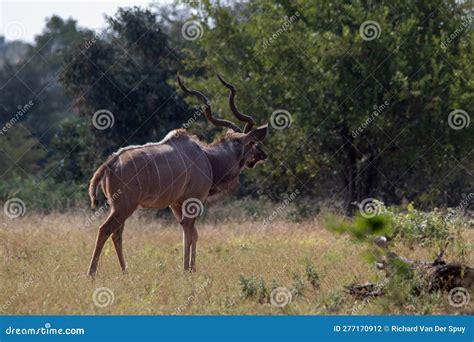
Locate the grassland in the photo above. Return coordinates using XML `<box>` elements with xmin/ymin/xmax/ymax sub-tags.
<box><xmin>1</xmin><ymin>210</ymin><xmax>472</xmax><ymax>315</ymax></box>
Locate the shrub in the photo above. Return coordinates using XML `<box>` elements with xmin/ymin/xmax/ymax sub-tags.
<box><xmin>387</xmin><ymin>204</ymin><xmax>456</xmax><ymax>247</ymax></box>
<box><xmin>0</xmin><ymin>176</ymin><xmax>87</xmax><ymax>213</ymax></box>
<box><xmin>239</xmin><ymin>275</ymin><xmax>259</xmax><ymax>300</ymax></box>
<box><xmin>305</xmin><ymin>261</ymin><xmax>321</xmax><ymax>292</ymax></box>
<box><xmin>291</xmin><ymin>273</ymin><xmax>306</xmax><ymax>298</ymax></box>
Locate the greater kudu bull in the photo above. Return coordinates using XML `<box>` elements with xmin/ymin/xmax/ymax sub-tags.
<box><xmin>87</xmin><ymin>74</ymin><xmax>268</xmax><ymax>276</ymax></box>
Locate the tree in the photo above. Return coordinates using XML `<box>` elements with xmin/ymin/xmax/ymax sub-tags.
<box><xmin>61</xmin><ymin>7</ymin><xmax>189</xmax><ymax>157</ymax></box>
<box><xmin>184</xmin><ymin>0</ymin><xmax>473</xmax><ymax>211</ymax></box>
<box><xmin>0</xmin><ymin>16</ymin><xmax>85</xmax><ymax>179</ymax></box>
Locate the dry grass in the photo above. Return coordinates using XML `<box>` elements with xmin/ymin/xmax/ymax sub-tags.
<box><xmin>0</xmin><ymin>212</ymin><xmax>472</xmax><ymax>315</ymax></box>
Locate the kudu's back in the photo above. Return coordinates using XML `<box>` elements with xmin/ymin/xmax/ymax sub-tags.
<box><xmin>89</xmin><ymin>130</ymin><xmax>213</xmax><ymax>215</ymax></box>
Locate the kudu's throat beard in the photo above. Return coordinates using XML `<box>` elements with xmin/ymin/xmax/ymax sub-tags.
<box><xmin>208</xmin><ymin>177</ymin><xmax>240</xmax><ymax>196</ymax></box>
<box><xmin>207</xmin><ymin>159</ymin><xmax>241</xmax><ymax>196</ymax></box>
<box><xmin>210</xmin><ymin>160</ymin><xmax>242</xmax><ymax>195</ymax></box>
<box><xmin>204</xmin><ymin>144</ymin><xmax>243</xmax><ymax>197</ymax></box>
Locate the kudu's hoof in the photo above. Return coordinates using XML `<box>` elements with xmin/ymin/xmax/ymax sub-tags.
<box><xmin>87</xmin><ymin>270</ymin><xmax>97</xmax><ymax>280</ymax></box>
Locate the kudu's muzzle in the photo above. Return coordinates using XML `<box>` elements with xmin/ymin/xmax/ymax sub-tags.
<box><xmin>247</xmin><ymin>145</ymin><xmax>268</xmax><ymax>168</ymax></box>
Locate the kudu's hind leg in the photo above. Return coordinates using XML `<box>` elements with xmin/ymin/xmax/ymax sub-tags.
<box><xmin>88</xmin><ymin>212</ymin><xmax>124</xmax><ymax>277</ymax></box>
<box><xmin>112</xmin><ymin>224</ymin><xmax>127</xmax><ymax>274</ymax></box>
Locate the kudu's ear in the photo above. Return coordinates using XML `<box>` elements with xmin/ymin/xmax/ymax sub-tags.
<box><xmin>243</xmin><ymin>124</ymin><xmax>268</xmax><ymax>144</ymax></box>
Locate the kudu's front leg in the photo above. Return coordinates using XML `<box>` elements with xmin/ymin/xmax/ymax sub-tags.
<box><xmin>181</xmin><ymin>217</ymin><xmax>197</xmax><ymax>272</ymax></box>
<box><xmin>190</xmin><ymin>226</ymin><xmax>198</xmax><ymax>272</ymax></box>
<box><xmin>170</xmin><ymin>203</ymin><xmax>199</xmax><ymax>272</ymax></box>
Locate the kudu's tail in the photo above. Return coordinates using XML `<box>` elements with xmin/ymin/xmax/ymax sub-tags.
<box><xmin>88</xmin><ymin>159</ymin><xmax>112</xmax><ymax>209</ymax></box>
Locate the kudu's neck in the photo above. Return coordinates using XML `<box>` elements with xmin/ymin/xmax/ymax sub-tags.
<box><xmin>204</xmin><ymin>141</ymin><xmax>243</xmax><ymax>195</ymax></box>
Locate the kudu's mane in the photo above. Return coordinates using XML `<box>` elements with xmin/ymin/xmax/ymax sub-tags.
<box><xmin>112</xmin><ymin>129</ymin><xmax>189</xmax><ymax>156</ymax></box>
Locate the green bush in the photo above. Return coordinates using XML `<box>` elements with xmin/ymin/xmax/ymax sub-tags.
<box><xmin>327</xmin><ymin>203</ymin><xmax>465</xmax><ymax>249</ymax></box>
<box><xmin>387</xmin><ymin>204</ymin><xmax>455</xmax><ymax>247</ymax></box>
<box><xmin>305</xmin><ymin>261</ymin><xmax>321</xmax><ymax>292</ymax></box>
<box><xmin>0</xmin><ymin>176</ymin><xmax>87</xmax><ymax>213</ymax></box>
<box><xmin>239</xmin><ymin>275</ymin><xmax>266</xmax><ymax>302</ymax></box>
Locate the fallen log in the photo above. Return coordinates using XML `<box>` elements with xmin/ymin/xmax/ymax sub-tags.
<box><xmin>345</xmin><ymin>282</ymin><xmax>385</xmax><ymax>299</ymax></box>
<box><xmin>378</xmin><ymin>241</ymin><xmax>473</xmax><ymax>292</ymax></box>
<box><xmin>346</xmin><ymin>239</ymin><xmax>474</xmax><ymax>299</ymax></box>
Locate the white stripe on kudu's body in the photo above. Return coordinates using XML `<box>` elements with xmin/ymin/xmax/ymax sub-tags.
<box><xmin>87</xmin><ymin>74</ymin><xmax>269</xmax><ymax>276</ymax></box>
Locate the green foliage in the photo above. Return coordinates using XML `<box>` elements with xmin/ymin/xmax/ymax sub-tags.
<box><xmin>186</xmin><ymin>0</ymin><xmax>474</xmax><ymax>208</ymax></box>
<box><xmin>240</xmin><ymin>268</ymin><xmax>323</xmax><ymax>305</ymax></box>
<box><xmin>60</xmin><ymin>7</ymin><xmax>189</xmax><ymax>156</ymax></box>
<box><xmin>319</xmin><ymin>290</ymin><xmax>344</xmax><ymax>312</ymax></box>
<box><xmin>305</xmin><ymin>261</ymin><xmax>321</xmax><ymax>292</ymax></box>
<box><xmin>0</xmin><ymin>15</ymin><xmax>84</xmax><ymax>146</ymax></box>
<box><xmin>326</xmin><ymin>203</ymin><xmax>462</xmax><ymax>248</ymax></box>
<box><xmin>381</xmin><ymin>273</ymin><xmax>417</xmax><ymax>310</ymax></box>
<box><xmin>326</xmin><ymin>212</ymin><xmax>394</xmax><ymax>270</ymax></box>
<box><xmin>0</xmin><ymin>16</ymin><xmax>94</xmax><ymax>189</ymax></box>
<box><xmin>325</xmin><ymin>203</ymin><xmax>470</xmax><ymax>312</ymax></box>
<box><xmin>0</xmin><ymin>125</ymin><xmax>47</xmax><ymax>177</ymax></box>
<box><xmin>380</xmin><ymin>269</ymin><xmax>444</xmax><ymax>314</ymax></box>
<box><xmin>257</xmin><ymin>277</ymin><xmax>269</xmax><ymax>304</ymax></box>
<box><xmin>387</xmin><ymin>204</ymin><xmax>453</xmax><ymax>247</ymax></box>
<box><xmin>239</xmin><ymin>275</ymin><xmax>265</xmax><ymax>302</ymax></box>
<box><xmin>291</xmin><ymin>273</ymin><xmax>306</xmax><ymax>298</ymax></box>
<box><xmin>326</xmin><ymin>213</ymin><xmax>393</xmax><ymax>242</ymax></box>
<box><xmin>0</xmin><ymin>176</ymin><xmax>86</xmax><ymax>213</ymax></box>
<box><xmin>48</xmin><ymin>115</ymin><xmax>96</xmax><ymax>183</ymax></box>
